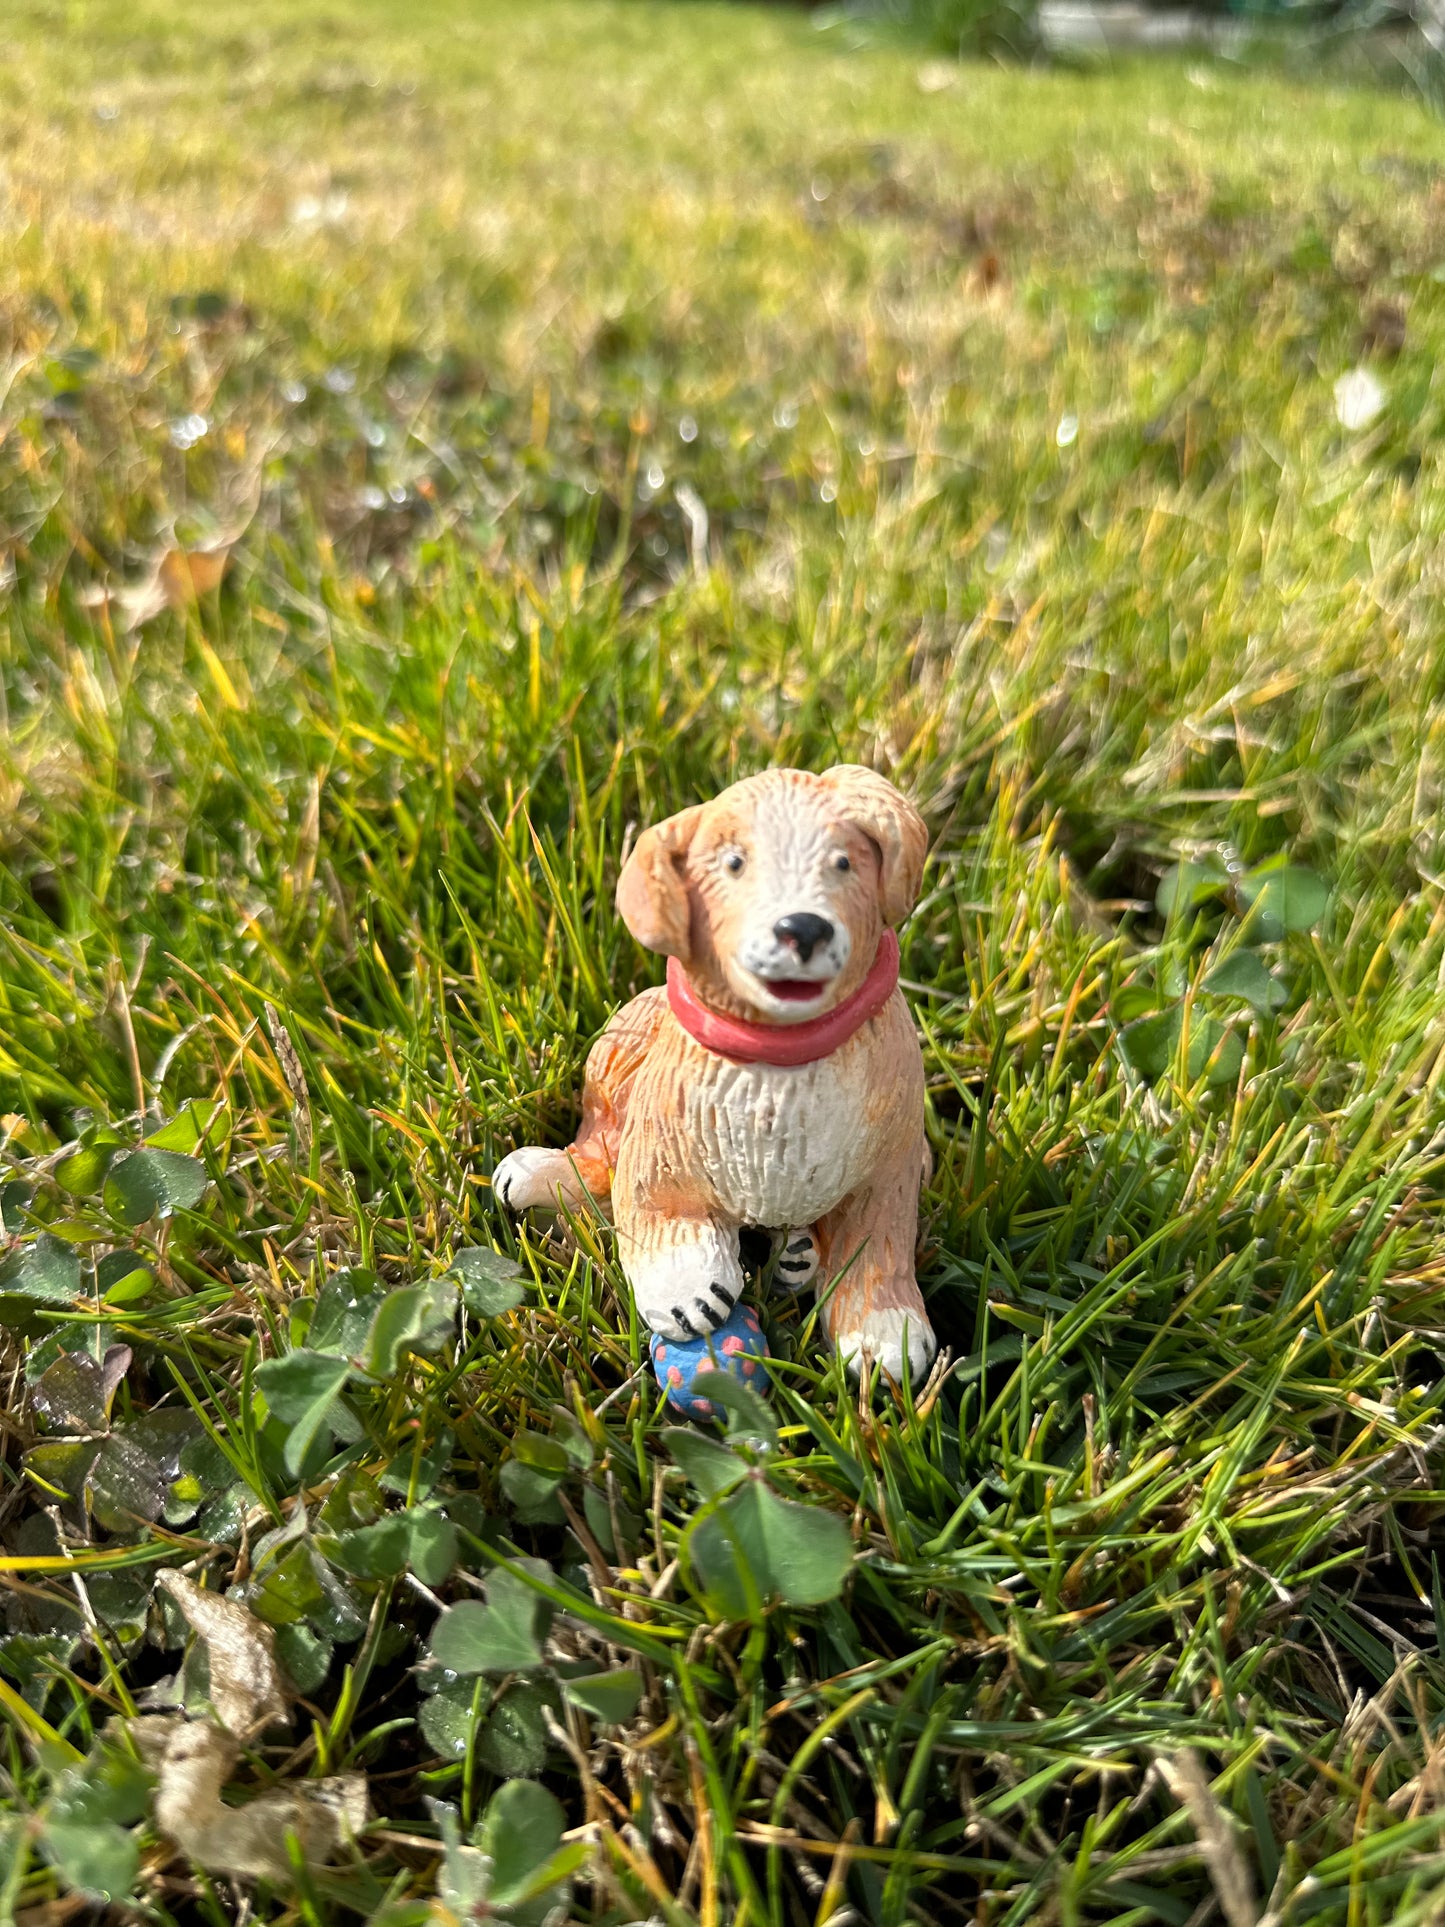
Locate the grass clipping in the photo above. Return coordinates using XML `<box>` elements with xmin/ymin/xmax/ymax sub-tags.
<box><xmin>137</xmin><ymin>1573</ymin><xmax>367</xmax><ymax>1882</ymax></box>
<box><xmin>1155</xmin><ymin>1750</ymin><xmax>1259</xmax><ymax>1927</ymax></box>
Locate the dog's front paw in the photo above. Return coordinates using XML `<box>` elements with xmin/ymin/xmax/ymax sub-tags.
<box><xmin>644</xmin><ymin>1280</ymin><xmax>739</xmax><ymax>1343</ymax></box>
<box><xmin>627</xmin><ymin>1239</ymin><xmax>743</xmax><ymax>1342</ymax></box>
<box><xmin>831</xmin><ymin>1308</ymin><xmax>936</xmax><ymax>1384</ymax></box>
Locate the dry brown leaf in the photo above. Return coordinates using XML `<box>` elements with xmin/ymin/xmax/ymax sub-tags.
<box><xmin>156</xmin><ymin>1571</ymin><xmax>290</xmax><ymax>1739</ymax></box>
<box><xmin>137</xmin><ymin>1718</ymin><xmax>367</xmax><ymax>1881</ymax></box>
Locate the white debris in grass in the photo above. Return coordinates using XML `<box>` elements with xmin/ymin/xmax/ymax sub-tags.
<box><xmin>1334</xmin><ymin>367</ymin><xmax>1385</xmax><ymax>431</ymax></box>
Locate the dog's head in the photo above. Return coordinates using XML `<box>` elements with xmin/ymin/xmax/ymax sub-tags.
<box><xmin>616</xmin><ymin>766</ymin><xmax>927</xmax><ymax>1024</ymax></box>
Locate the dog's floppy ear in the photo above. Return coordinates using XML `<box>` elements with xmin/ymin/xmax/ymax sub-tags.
<box><xmin>616</xmin><ymin>805</ymin><xmax>704</xmax><ymax>959</ymax></box>
<box><xmin>819</xmin><ymin>766</ymin><xmax>928</xmax><ymax>926</ymax></box>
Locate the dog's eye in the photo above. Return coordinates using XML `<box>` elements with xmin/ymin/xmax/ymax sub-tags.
<box><xmin>833</xmin><ymin>854</ymin><xmax>851</xmax><ymax>873</ymax></box>
<box><xmin>724</xmin><ymin>851</ymin><xmax>745</xmax><ymax>876</ymax></box>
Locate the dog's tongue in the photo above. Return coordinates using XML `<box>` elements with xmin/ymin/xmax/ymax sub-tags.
<box><xmin>767</xmin><ymin>979</ymin><xmax>826</xmax><ymax>1003</ymax></box>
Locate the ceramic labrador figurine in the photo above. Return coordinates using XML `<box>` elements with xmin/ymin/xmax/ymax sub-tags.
<box><xmin>494</xmin><ymin>766</ymin><xmax>937</xmax><ymax>1407</ymax></box>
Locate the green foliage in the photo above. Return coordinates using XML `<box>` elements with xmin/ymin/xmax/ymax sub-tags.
<box><xmin>103</xmin><ymin>1148</ymin><xmax>208</xmax><ymax>1226</ymax></box>
<box><xmin>559</xmin><ymin>1668</ymin><xmax>643</xmax><ymax>1724</ymax></box>
<box><xmin>667</xmin><ymin>1404</ymin><xmax>855</xmax><ymax>1612</ymax></box>
<box><xmin>1</xmin><ymin>1</ymin><xmax>1444</xmax><ymax>1921</ymax></box>
<box><xmin>839</xmin><ymin>0</ymin><xmax>1040</xmax><ymax>60</ymax></box>
<box><xmin>255</xmin><ymin>1351</ymin><xmax>353</xmax><ymax>1476</ymax></box>
<box><xmin>1239</xmin><ymin>861</ymin><xmax>1333</xmax><ymax>938</ymax></box>
<box><xmin>485</xmin><ymin>1783</ymin><xmax>587</xmax><ymax>1920</ymax></box>
<box><xmin>447</xmin><ymin>1246</ymin><xmax>528</xmax><ymax>1318</ymax></box>
<box><xmin>1202</xmin><ymin>948</ymin><xmax>1285</xmax><ymax>1010</ymax></box>
<box><xmin>39</xmin><ymin>1822</ymin><xmax>138</xmax><ymax>1905</ymax></box>
<box><xmin>255</xmin><ymin>1253</ymin><xmax>521</xmax><ymax>1472</ymax></box>
<box><xmin>427</xmin><ymin>1568</ymin><xmax>550</xmax><ymax>1676</ymax></box>
<box><xmin>662</xmin><ymin>1425</ymin><xmax>752</xmax><ymax>1500</ymax></box>
<box><xmin>688</xmin><ymin>1475</ymin><xmax>856</xmax><ymax>1615</ymax></box>
<box><xmin>28</xmin><ymin>1737</ymin><xmax>152</xmax><ymax>1906</ymax></box>
<box><xmin>0</xmin><ymin>1235</ymin><xmax>81</xmax><ymax>1305</ymax></box>
<box><xmin>1120</xmin><ymin>854</ymin><xmax>1329</xmax><ymax>1082</ymax></box>
<box><xmin>435</xmin><ymin>1781</ymin><xmax>584</xmax><ymax>1924</ymax></box>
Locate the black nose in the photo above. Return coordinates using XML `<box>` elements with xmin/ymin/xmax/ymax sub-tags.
<box><xmin>773</xmin><ymin>913</ymin><xmax>834</xmax><ymax>963</ymax></box>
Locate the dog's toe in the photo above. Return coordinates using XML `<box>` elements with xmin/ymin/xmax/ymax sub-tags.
<box><xmin>695</xmin><ymin>1283</ymin><xmax>737</xmax><ymax>1330</ymax></box>
<box><xmin>650</xmin><ymin>1287</ymin><xmax>734</xmax><ymax>1342</ymax></box>
<box><xmin>629</xmin><ymin>1236</ymin><xmax>746</xmax><ymax>1344</ymax></box>
<box><xmin>491</xmin><ymin>1152</ymin><xmax>521</xmax><ymax>1212</ymax></box>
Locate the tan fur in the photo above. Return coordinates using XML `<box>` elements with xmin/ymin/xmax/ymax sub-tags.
<box><xmin>494</xmin><ymin>766</ymin><xmax>936</xmax><ymax>1380</ymax></box>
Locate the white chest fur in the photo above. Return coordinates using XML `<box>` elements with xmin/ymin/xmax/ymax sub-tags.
<box><xmin>683</xmin><ymin>1046</ymin><xmax>876</xmax><ymax>1229</ymax></box>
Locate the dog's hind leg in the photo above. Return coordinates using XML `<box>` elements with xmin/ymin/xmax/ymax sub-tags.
<box><xmin>815</xmin><ymin>1121</ymin><xmax>935</xmax><ymax>1384</ymax></box>
<box><xmin>492</xmin><ymin>987</ymin><xmax>668</xmax><ymax>1219</ymax></box>
<box><xmin>492</xmin><ymin>1145</ymin><xmax>608</xmax><ymax>1213</ymax></box>
<box><xmin>771</xmin><ymin>1227</ymin><xmax>820</xmax><ymax>1294</ymax></box>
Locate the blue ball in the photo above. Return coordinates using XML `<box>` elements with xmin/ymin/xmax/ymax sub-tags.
<box><xmin>650</xmin><ymin>1303</ymin><xmax>769</xmax><ymax>1419</ymax></box>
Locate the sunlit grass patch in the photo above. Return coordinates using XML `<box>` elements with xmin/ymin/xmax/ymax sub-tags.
<box><xmin>2</xmin><ymin>1</ymin><xmax>1445</xmax><ymax>1920</ymax></box>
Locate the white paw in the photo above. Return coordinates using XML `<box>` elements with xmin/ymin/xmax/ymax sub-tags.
<box><xmin>771</xmin><ymin>1227</ymin><xmax>819</xmax><ymax>1294</ymax></box>
<box><xmin>492</xmin><ymin>1147</ymin><xmax>570</xmax><ymax>1212</ymax></box>
<box><xmin>625</xmin><ymin>1231</ymin><xmax>744</xmax><ymax>1342</ymax></box>
<box><xmin>831</xmin><ymin>1309</ymin><xmax>936</xmax><ymax>1384</ymax></box>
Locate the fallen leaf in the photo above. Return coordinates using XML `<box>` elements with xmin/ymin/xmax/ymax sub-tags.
<box><xmin>138</xmin><ymin>1718</ymin><xmax>367</xmax><ymax>1881</ymax></box>
<box><xmin>156</xmin><ymin>1571</ymin><xmax>290</xmax><ymax>1738</ymax></box>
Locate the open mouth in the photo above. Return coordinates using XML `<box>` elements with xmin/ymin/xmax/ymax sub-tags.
<box><xmin>760</xmin><ymin>978</ymin><xmax>828</xmax><ymax>1004</ymax></box>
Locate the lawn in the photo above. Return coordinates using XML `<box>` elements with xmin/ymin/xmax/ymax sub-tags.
<box><xmin>3</xmin><ymin>0</ymin><xmax>1445</xmax><ymax>1919</ymax></box>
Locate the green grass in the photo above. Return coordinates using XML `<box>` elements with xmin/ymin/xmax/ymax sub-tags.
<box><xmin>3</xmin><ymin>0</ymin><xmax>1445</xmax><ymax>1920</ymax></box>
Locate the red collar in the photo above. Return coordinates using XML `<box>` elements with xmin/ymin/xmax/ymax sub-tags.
<box><xmin>665</xmin><ymin>930</ymin><xmax>900</xmax><ymax>1067</ymax></box>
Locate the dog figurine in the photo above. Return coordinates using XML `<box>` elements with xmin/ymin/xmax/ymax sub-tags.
<box><xmin>494</xmin><ymin>766</ymin><xmax>937</xmax><ymax>1391</ymax></box>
